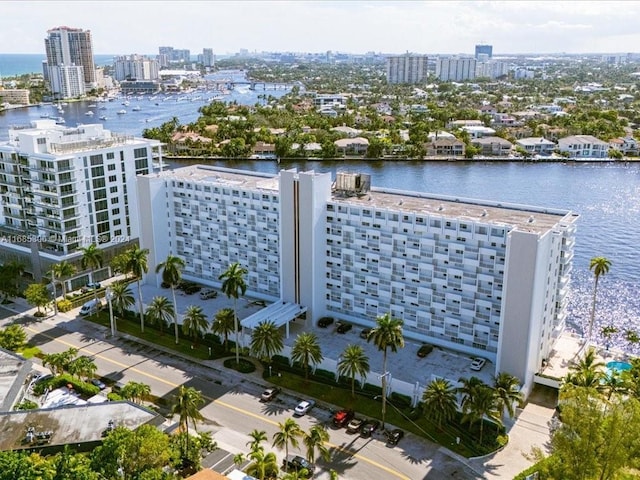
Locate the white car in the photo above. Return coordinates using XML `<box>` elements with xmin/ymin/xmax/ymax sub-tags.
<box><xmin>470</xmin><ymin>358</ymin><xmax>486</xmax><ymax>371</ymax></box>
<box><xmin>199</xmin><ymin>288</ymin><xmax>217</xmax><ymax>300</ymax></box>
<box><xmin>293</xmin><ymin>399</ymin><xmax>315</xmax><ymax>416</ymax></box>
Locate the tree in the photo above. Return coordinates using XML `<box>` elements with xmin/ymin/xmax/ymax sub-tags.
<box><xmin>600</xmin><ymin>324</ymin><xmax>618</xmax><ymax>350</ymax></box>
<box><xmin>120</xmin><ymin>381</ymin><xmax>151</xmax><ymax>404</ymax></box>
<box><xmin>42</xmin><ymin>347</ymin><xmax>78</xmax><ymax>375</ymax></box>
<box><xmin>51</xmin><ymin>261</ymin><xmax>75</xmax><ymax>299</ymax></box>
<box><xmin>246</xmin><ymin>429</ymin><xmax>268</xmax><ymax>453</ymax></box>
<box><xmin>108</xmin><ymin>280</ymin><xmax>135</xmax><ymax>317</ymax></box>
<box><xmin>291</xmin><ymin>332</ymin><xmax>323</xmax><ymax>381</ymax></box>
<box><xmin>250</xmin><ymin>320</ymin><xmax>283</xmax><ymax>364</ymax></box>
<box><xmin>124</xmin><ymin>245</ymin><xmax>149</xmax><ymax>333</ymax></box>
<box><xmin>457</xmin><ymin>376</ymin><xmax>486</xmax><ymax>414</ymax></box>
<box><xmin>182</xmin><ymin>305</ymin><xmax>208</xmax><ymax>346</ymax></box>
<box><xmin>367</xmin><ymin>312</ymin><xmax>404</xmax><ymax>428</ymax></box>
<box><xmin>25</xmin><ymin>283</ymin><xmax>51</xmax><ymax>314</ymax></box>
<box><xmin>172</xmin><ymin>386</ymin><xmax>204</xmax><ymax>458</ymax></box>
<box><xmin>0</xmin><ymin>324</ymin><xmax>27</xmax><ymax>351</ymax></box>
<box><xmin>79</xmin><ymin>243</ymin><xmax>104</xmax><ymax>310</ymax></box>
<box><xmin>145</xmin><ymin>296</ymin><xmax>175</xmax><ymax>336</ymax></box>
<box><xmin>272</xmin><ymin>418</ymin><xmax>303</xmax><ymax>466</ymax></box>
<box><xmin>493</xmin><ymin>372</ymin><xmax>523</xmax><ymax>420</ymax></box>
<box><xmin>0</xmin><ymin>261</ymin><xmax>24</xmax><ymax>301</ymax></box>
<box><xmin>212</xmin><ymin>307</ymin><xmax>235</xmax><ymax>351</ymax></box>
<box><xmin>461</xmin><ymin>384</ymin><xmax>501</xmax><ymax>445</ymax></box>
<box><xmin>219</xmin><ymin>262</ymin><xmax>248</xmax><ymax>365</ymax></box>
<box><xmin>67</xmin><ymin>356</ymin><xmax>97</xmax><ymax>381</ymax></box>
<box><xmin>337</xmin><ymin>344</ymin><xmax>370</xmax><ymax>398</ymax></box>
<box><xmin>565</xmin><ymin>346</ymin><xmax>605</xmax><ymax>389</ymax></box>
<box><xmin>245</xmin><ymin>448</ymin><xmax>279</xmax><ymax>480</ymax></box>
<box><xmin>588</xmin><ymin>257</ymin><xmax>611</xmax><ymax>343</ymax></box>
<box><xmin>421</xmin><ymin>378</ymin><xmax>458</xmax><ymax>429</ymax></box>
<box><xmin>303</xmin><ymin>424</ymin><xmax>330</xmax><ymax>464</ymax></box>
<box><xmin>155</xmin><ymin>254</ymin><xmax>185</xmax><ymax>344</ymax></box>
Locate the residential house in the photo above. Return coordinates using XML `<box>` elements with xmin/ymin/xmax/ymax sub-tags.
<box><xmin>461</xmin><ymin>125</ymin><xmax>496</xmax><ymax>139</ymax></box>
<box><xmin>334</xmin><ymin>137</ymin><xmax>369</xmax><ymax>155</ymax></box>
<box><xmin>425</xmin><ymin>137</ymin><xmax>465</xmax><ymax>157</ymax></box>
<box><xmin>557</xmin><ymin>135</ymin><xmax>609</xmax><ymax>158</ymax></box>
<box><xmin>472</xmin><ymin>136</ymin><xmax>513</xmax><ymax>156</ymax></box>
<box><xmin>516</xmin><ymin>137</ymin><xmax>556</xmax><ymax>157</ymax></box>
<box><xmin>331</xmin><ymin>126</ymin><xmax>362</xmax><ymax>138</ymax></box>
<box><xmin>251</xmin><ymin>141</ymin><xmax>276</xmax><ymax>159</ymax></box>
<box><xmin>609</xmin><ymin>137</ymin><xmax>638</xmax><ymax>156</ymax></box>
<box><xmin>291</xmin><ymin>142</ymin><xmax>322</xmax><ymax>154</ymax></box>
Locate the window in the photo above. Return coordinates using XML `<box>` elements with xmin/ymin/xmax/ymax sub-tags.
<box><xmin>107</xmin><ymin>164</ymin><xmax>116</xmax><ymax>171</ymax></box>
<box><xmin>133</xmin><ymin>147</ymin><xmax>147</xmax><ymax>158</ymax></box>
<box><xmin>90</xmin><ymin>154</ymin><xmax>103</xmax><ymax>166</ymax></box>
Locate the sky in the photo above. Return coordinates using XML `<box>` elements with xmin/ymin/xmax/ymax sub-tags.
<box><xmin>2</xmin><ymin>0</ymin><xmax>640</xmax><ymax>56</ymax></box>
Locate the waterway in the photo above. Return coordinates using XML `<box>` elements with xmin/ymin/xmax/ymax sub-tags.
<box><xmin>0</xmin><ymin>73</ymin><xmax>638</xmax><ymax>352</ymax></box>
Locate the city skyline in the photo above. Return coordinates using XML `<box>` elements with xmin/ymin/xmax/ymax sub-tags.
<box><xmin>1</xmin><ymin>1</ymin><xmax>639</xmax><ymax>56</ymax></box>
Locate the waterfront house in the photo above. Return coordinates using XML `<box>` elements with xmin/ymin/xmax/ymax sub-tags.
<box><xmin>461</xmin><ymin>125</ymin><xmax>496</xmax><ymax>139</ymax></box>
<box><xmin>252</xmin><ymin>141</ymin><xmax>276</xmax><ymax>159</ymax></box>
<box><xmin>609</xmin><ymin>136</ymin><xmax>638</xmax><ymax>156</ymax></box>
<box><xmin>472</xmin><ymin>136</ymin><xmax>513</xmax><ymax>156</ymax></box>
<box><xmin>516</xmin><ymin>137</ymin><xmax>556</xmax><ymax>157</ymax></box>
<box><xmin>424</xmin><ymin>137</ymin><xmax>465</xmax><ymax>157</ymax></box>
<box><xmin>334</xmin><ymin>137</ymin><xmax>369</xmax><ymax>155</ymax></box>
<box><xmin>557</xmin><ymin>135</ymin><xmax>609</xmax><ymax>158</ymax></box>
<box><xmin>331</xmin><ymin>126</ymin><xmax>362</xmax><ymax>138</ymax></box>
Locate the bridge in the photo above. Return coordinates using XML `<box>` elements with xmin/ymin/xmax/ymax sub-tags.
<box><xmin>201</xmin><ymin>79</ymin><xmax>293</xmax><ymax>91</ymax></box>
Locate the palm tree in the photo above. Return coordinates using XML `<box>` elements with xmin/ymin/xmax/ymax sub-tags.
<box><xmin>291</xmin><ymin>332</ymin><xmax>323</xmax><ymax>381</ymax></box>
<box><xmin>124</xmin><ymin>245</ymin><xmax>149</xmax><ymax>333</ymax></box>
<box><xmin>120</xmin><ymin>381</ymin><xmax>151</xmax><ymax>404</ymax></box>
<box><xmin>155</xmin><ymin>254</ymin><xmax>185</xmax><ymax>344</ymax></box>
<box><xmin>337</xmin><ymin>344</ymin><xmax>370</xmax><ymax>398</ymax></box>
<box><xmin>67</xmin><ymin>355</ymin><xmax>97</xmax><ymax>381</ymax></box>
<box><xmin>51</xmin><ymin>261</ymin><xmax>75</xmax><ymax>299</ymax></box>
<box><xmin>212</xmin><ymin>308</ymin><xmax>235</xmax><ymax>351</ymax></box>
<box><xmin>461</xmin><ymin>384</ymin><xmax>502</xmax><ymax>445</ymax></box>
<box><xmin>245</xmin><ymin>448</ymin><xmax>279</xmax><ymax>480</ymax></box>
<box><xmin>250</xmin><ymin>320</ymin><xmax>283</xmax><ymax>364</ymax></box>
<box><xmin>272</xmin><ymin>418</ymin><xmax>303</xmax><ymax>466</ymax></box>
<box><xmin>367</xmin><ymin>312</ymin><xmax>404</xmax><ymax>428</ymax></box>
<box><xmin>109</xmin><ymin>280</ymin><xmax>135</xmax><ymax>317</ymax></box>
<box><xmin>421</xmin><ymin>378</ymin><xmax>458</xmax><ymax>429</ymax></box>
<box><xmin>182</xmin><ymin>305</ymin><xmax>209</xmax><ymax>347</ymax></box>
<box><xmin>493</xmin><ymin>372</ymin><xmax>523</xmax><ymax>421</ymax></box>
<box><xmin>145</xmin><ymin>296</ymin><xmax>175</xmax><ymax>335</ymax></box>
<box><xmin>601</xmin><ymin>371</ymin><xmax>628</xmax><ymax>400</ymax></box>
<box><xmin>457</xmin><ymin>376</ymin><xmax>486</xmax><ymax>414</ymax></box>
<box><xmin>219</xmin><ymin>262</ymin><xmax>248</xmax><ymax>365</ymax></box>
<box><xmin>625</xmin><ymin>329</ymin><xmax>640</xmax><ymax>347</ymax></box>
<box><xmin>601</xmin><ymin>324</ymin><xmax>618</xmax><ymax>350</ymax></box>
<box><xmin>172</xmin><ymin>385</ymin><xmax>205</xmax><ymax>458</ymax></box>
<box><xmin>303</xmin><ymin>424</ymin><xmax>330</xmax><ymax>464</ymax></box>
<box><xmin>246</xmin><ymin>429</ymin><xmax>268</xmax><ymax>453</ymax></box>
<box><xmin>79</xmin><ymin>243</ymin><xmax>103</xmax><ymax>312</ymax></box>
<box><xmin>588</xmin><ymin>256</ymin><xmax>611</xmax><ymax>343</ymax></box>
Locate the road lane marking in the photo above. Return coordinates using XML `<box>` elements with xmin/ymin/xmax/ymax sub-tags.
<box><xmin>25</xmin><ymin>324</ymin><xmax>411</xmax><ymax>480</ymax></box>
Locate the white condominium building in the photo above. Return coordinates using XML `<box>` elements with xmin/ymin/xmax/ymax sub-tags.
<box><xmin>386</xmin><ymin>54</ymin><xmax>429</xmax><ymax>84</ymax></box>
<box><xmin>113</xmin><ymin>54</ymin><xmax>160</xmax><ymax>81</ymax></box>
<box><xmin>0</xmin><ymin>120</ymin><xmax>162</xmax><ymax>280</ymax></box>
<box><xmin>138</xmin><ymin>166</ymin><xmax>578</xmax><ymax>395</ymax></box>
<box><xmin>436</xmin><ymin>57</ymin><xmax>477</xmax><ymax>82</ymax></box>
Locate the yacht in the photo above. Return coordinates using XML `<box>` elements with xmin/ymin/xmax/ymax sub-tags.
<box><xmin>132</xmin><ymin>105</ymin><xmax>141</xmax><ymax>111</ymax></box>
<box><xmin>117</xmin><ymin>109</ymin><xmax>127</xmax><ymax>115</ymax></box>
<box><xmin>55</xmin><ymin>117</ymin><xmax>65</xmax><ymax>125</ymax></box>
<box><xmin>99</xmin><ymin>115</ymin><xmax>108</xmax><ymax>121</ymax></box>
<box><xmin>85</xmin><ymin>111</ymin><xmax>94</xmax><ymax>116</ymax></box>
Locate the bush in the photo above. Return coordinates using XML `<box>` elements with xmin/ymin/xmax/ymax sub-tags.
<box><xmin>107</xmin><ymin>392</ymin><xmax>123</xmax><ymax>401</ymax></box>
<box><xmin>57</xmin><ymin>299</ymin><xmax>73</xmax><ymax>312</ymax></box>
<box><xmin>34</xmin><ymin>311</ymin><xmax>47</xmax><ymax>318</ymax></box>
<box><xmin>223</xmin><ymin>358</ymin><xmax>256</xmax><ymax>373</ymax></box>
<box><xmin>33</xmin><ymin>373</ymin><xmax>100</xmax><ymax>398</ymax></box>
<box><xmin>361</xmin><ymin>383</ymin><xmax>383</xmax><ymax>397</ymax></box>
<box><xmin>312</xmin><ymin>368</ymin><xmax>335</xmax><ymax>382</ymax></box>
<box><xmin>14</xmin><ymin>399</ymin><xmax>38</xmax><ymax>410</ymax></box>
<box><xmin>390</xmin><ymin>392</ymin><xmax>412</xmax><ymax>409</ymax></box>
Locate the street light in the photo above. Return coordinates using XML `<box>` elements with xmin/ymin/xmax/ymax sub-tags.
<box><xmin>106</xmin><ymin>287</ymin><xmax>116</xmax><ymax>337</ymax></box>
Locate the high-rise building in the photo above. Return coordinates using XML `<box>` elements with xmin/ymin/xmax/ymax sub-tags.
<box><xmin>476</xmin><ymin>60</ymin><xmax>509</xmax><ymax>79</ymax></box>
<box><xmin>386</xmin><ymin>54</ymin><xmax>429</xmax><ymax>84</ymax></box>
<box><xmin>44</xmin><ymin>26</ymin><xmax>96</xmax><ymax>94</ymax></box>
<box><xmin>0</xmin><ymin>120</ymin><xmax>162</xmax><ymax>280</ymax></box>
<box><xmin>138</xmin><ymin>165</ymin><xmax>578</xmax><ymax>397</ymax></box>
<box><xmin>201</xmin><ymin>48</ymin><xmax>215</xmax><ymax>68</ymax></box>
<box><xmin>436</xmin><ymin>57</ymin><xmax>477</xmax><ymax>82</ymax></box>
<box><xmin>46</xmin><ymin>64</ymin><xmax>86</xmax><ymax>99</ymax></box>
<box><xmin>475</xmin><ymin>44</ymin><xmax>493</xmax><ymax>59</ymax></box>
<box><xmin>113</xmin><ymin>54</ymin><xmax>160</xmax><ymax>81</ymax></box>
<box><xmin>158</xmin><ymin>46</ymin><xmax>190</xmax><ymax>64</ymax></box>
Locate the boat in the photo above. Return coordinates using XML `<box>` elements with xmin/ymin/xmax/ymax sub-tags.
<box><xmin>88</xmin><ymin>104</ymin><xmax>97</xmax><ymax>108</ymax></box>
<box><xmin>55</xmin><ymin>117</ymin><xmax>65</xmax><ymax>124</ymax></box>
<box><xmin>40</xmin><ymin>113</ymin><xmax>50</xmax><ymax>118</ymax></box>
<box><xmin>99</xmin><ymin>106</ymin><xmax>107</xmax><ymax>110</ymax></box>
<box><xmin>117</xmin><ymin>110</ymin><xmax>126</xmax><ymax>115</ymax></box>
<box><xmin>132</xmin><ymin>106</ymin><xmax>141</xmax><ymax>111</ymax></box>
<box><xmin>122</xmin><ymin>101</ymin><xmax>130</xmax><ymax>106</ymax></box>
<box><xmin>99</xmin><ymin>116</ymin><xmax>108</xmax><ymax>121</ymax></box>
<box><xmin>85</xmin><ymin>111</ymin><xmax>94</xmax><ymax>116</ymax></box>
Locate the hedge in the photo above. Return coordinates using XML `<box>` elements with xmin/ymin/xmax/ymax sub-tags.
<box><xmin>33</xmin><ymin>373</ymin><xmax>100</xmax><ymax>398</ymax></box>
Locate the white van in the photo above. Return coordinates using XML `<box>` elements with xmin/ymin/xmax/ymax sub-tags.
<box><xmin>80</xmin><ymin>299</ymin><xmax>102</xmax><ymax>316</ymax></box>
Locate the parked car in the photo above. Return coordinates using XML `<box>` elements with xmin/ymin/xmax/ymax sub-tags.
<box><xmin>360</xmin><ymin>419</ymin><xmax>381</xmax><ymax>437</ymax></box>
<box><xmin>182</xmin><ymin>283</ymin><xmax>201</xmax><ymax>295</ymax></box>
<box><xmin>80</xmin><ymin>299</ymin><xmax>103</xmax><ymax>316</ymax></box>
<box><xmin>336</xmin><ymin>321</ymin><xmax>353</xmax><ymax>334</ymax></box>
<box><xmin>33</xmin><ymin>374</ymin><xmax>53</xmax><ymax>385</ymax></box>
<box><xmin>91</xmin><ymin>378</ymin><xmax>107</xmax><ymax>390</ymax></box>
<box><xmin>260</xmin><ymin>387</ymin><xmax>281</xmax><ymax>402</ymax></box>
<box><xmin>346</xmin><ymin>417</ymin><xmax>364</xmax><ymax>434</ymax></box>
<box><xmin>386</xmin><ymin>428</ymin><xmax>404</xmax><ymax>446</ymax></box>
<box><xmin>360</xmin><ymin>328</ymin><xmax>372</xmax><ymax>339</ymax></box>
<box><xmin>282</xmin><ymin>455</ymin><xmax>315</xmax><ymax>476</ymax></box>
<box><xmin>199</xmin><ymin>288</ymin><xmax>217</xmax><ymax>300</ymax></box>
<box><xmin>81</xmin><ymin>282</ymin><xmax>101</xmax><ymax>293</ymax></box>
<box><xmin>332</xmin><ymin>409</ymin><xmax>355</xmax><ymax>428</ymax></box>
<box><xmin>470</xmin><ymin>357</ymin><xmax>486</xmax><ymax>371</ymax></box>
<box><xmin>417</xmin><ymin>344</ymin><xmax>434</xmax><ymax>358</ymax></box>
<box><xmin>317</xmin><ymin>316</ymin><xmax>334</xmax><ymax>328</ymax></box>
<box><xmin>293</xmin><ymin>399</ymin><xmax>315</xmax><ymax>416</ymax></box>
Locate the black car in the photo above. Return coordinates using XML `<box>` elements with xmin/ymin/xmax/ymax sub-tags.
<box><xmin>336</xmin><ymin>321</ymin><xmax>353</xmax><ymax>334</ymax></box>
<box><xmin>317</xmin><ymin>316</ymin><xmax>334</xmax><ymax>328</ymax></box>
<box><xmin>386</xmin><ymin>428</ymin><xmax>404</xmax><ymax>446</ymax></box>
<box><xmin>360</xmin><ymin>419</ymin><xmax>380</xmax><ymax>437</ymax></box>
<box><xmin>417</xmin><ymin>344</ymin><xmax>434</xmax><ymax>357</ymax></box>
<box><xmin>282</xmin><ymin>455</ymin><xmax>315</xmax><ymax>477</ymax></box>
<box><xmin>360</xmin><ymin>328</ymin><xmax>372</xmax><ymax>339</ymax></box>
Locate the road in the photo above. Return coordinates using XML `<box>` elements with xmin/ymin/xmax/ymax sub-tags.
<box><xmin>4</xmin><ymin>309</ymin><xmax>483</xmax><ymax>480</ymax></box>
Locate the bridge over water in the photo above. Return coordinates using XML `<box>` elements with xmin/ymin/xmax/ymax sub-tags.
<box><xmin>202</xmin><ymin>79</ymin><xmax>292</xmax><ymax>91</ymax></box>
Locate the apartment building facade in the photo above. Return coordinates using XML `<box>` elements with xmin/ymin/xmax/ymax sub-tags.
<box><xmin>0</xmin><ymin>120</ymin><xmax>160</xmax><ymax>280</ymax></box>
<box><xmin>44</xmin><ymin>26</ymin><xmax>96</xmax><ymax>98</ymax></box>
<box><xmin>113</xmin><ymin>54</ymin><xmax>160</xmax><ymax>81</ymax></box>
<box><xmin>138</xmin><ymin>166</ymin><xmax>578</xmax><ymax>395</ymax></box>
<box><xmin>386</xmin><ymin>54</ymin><xmax>429</xmax><ymax>84</ymax></box>
<box><xmin>436</xmin><ymin>57</ymin><xmax>477</xmax><ymax>82</ymax></box>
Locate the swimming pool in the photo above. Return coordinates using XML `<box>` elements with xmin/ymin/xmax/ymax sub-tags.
<box><xmin>606</xmin><ymin>361</ymin><xmax>632</xmax><ymax>376</ymax></box>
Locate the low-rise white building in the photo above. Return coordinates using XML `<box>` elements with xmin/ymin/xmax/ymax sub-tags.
<box><xmin>557</xmin><ymin>135</ymin><xmax>609</xmax><ymax>158</ymax></box>
<box><xmin>516</xmin><ymin>137</ymin><xmax>556</xmax><ymax>156</ymax></box>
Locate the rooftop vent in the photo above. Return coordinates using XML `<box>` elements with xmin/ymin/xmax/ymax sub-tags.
<box><xmin>334</xmin><ymin>172</ymin><xmax>371</xmax><ymax>197</ymax></box>
<box><xmin>528</xmin><ymin>215</ymin><xmax>535</xmax><ymax>223</ymax></box>
<box><xmin>481</xmin><ymin>209</ymin><xmax>488</xmax><ymax>217</ymax></box>
<box><xmin>438</xmin><ymin>204</ymin><xmax>445</xmax><ymax>211</ymax></box>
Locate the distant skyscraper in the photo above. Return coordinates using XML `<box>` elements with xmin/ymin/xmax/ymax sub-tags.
<box><xmin>113</xmin><ymin>54</ymin><xmax>159</xmax><ymax>81</ymax></box>
<box><xmin>44</xmin><ymin>26</ymin><xmax>96</xmax><ymax>86</ymax></box>
<box><xmin>436</xmin><ymin>57</ymin><xmax>477</xmax><ymax>82</ymax></box>
<box><xmin>202</xmin><ymin>48</ymin><xmax>215</xmax><ymax>67</ymax></box>
<box><xmin>475</xmin><ymin>44</ymin><xmax>493</xmax><ymax>60</ymax></box>
<box><xmin>385</xmin><ymin>54</ymin><xmax>428</xmax><ymax>84</ymax></box>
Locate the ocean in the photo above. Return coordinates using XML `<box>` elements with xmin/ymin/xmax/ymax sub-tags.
<box><xmin>0</xmin><ymin>53</ymin><xmax>138</xmax><ymax>77</ymax></box>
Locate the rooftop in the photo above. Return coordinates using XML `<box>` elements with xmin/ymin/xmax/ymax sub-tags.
<box><xmin>149</xmin><ymin>165</ymin><xmax>280</xmax><ymax>192</ymax></box>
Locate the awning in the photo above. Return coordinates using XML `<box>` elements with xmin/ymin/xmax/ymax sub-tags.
<box><xmin>240</xmin><ymin>300</ymin><xmax>307</xmax><ymax>330</ymax></box>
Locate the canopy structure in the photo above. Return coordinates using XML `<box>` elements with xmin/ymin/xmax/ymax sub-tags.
<box><xmin>240</xmin><ymin>300</ymin><xmax>307</xmax><ymax>338</ymax></box>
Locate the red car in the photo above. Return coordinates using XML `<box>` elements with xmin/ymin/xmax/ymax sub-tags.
<box><xmin>332</xmin><ymin>409</ymin><xmax>355</xmax><ymax>428</ymax></box>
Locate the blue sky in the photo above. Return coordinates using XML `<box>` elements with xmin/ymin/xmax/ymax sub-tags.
<box><xmin>2</xmin><ymin>0</ymin><xmax>639</xmax><ymax>55</ymax></box>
